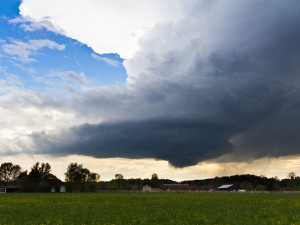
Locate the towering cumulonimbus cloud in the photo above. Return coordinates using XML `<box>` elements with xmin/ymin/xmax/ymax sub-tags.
<box><xmin>11</xmin><ymin>0</ymin><xmax>300</xmax><ymax>167</ymax></box>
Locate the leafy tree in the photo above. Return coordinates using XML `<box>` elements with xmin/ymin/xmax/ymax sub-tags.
<box><xmin>17</xmin><ymin>171</ymin><xmax>28</xmax><ymax>180</ymax></box>
<box><xmin>109</xmin><ymin>179</ymin><xmax>129</xmax><ymax>190</ymax></box>
<box><xmin>272</xmin><ymin>178</ymin><xmax>281</xmax><ymax>191</ymax></box>
<box><xmin>132</xmin><ymin>184</ymin><xmax>140</xmax><ymax>190</ymax></box>
<box><xmin>255</xmin><ymin>184</ymin><xmax>266</xmax><ymax>191</ymax></box>
<box><xmin>115</xmin><ymin>174</ymin><xmax>124</xmax><ymax>180</ymax></box>
<box><xmin>151</xmin><ymin>173</ymin><xmax>158</xmax><ymax>180</ymax></box>
<box><xmin>18</xmin><ymin>175</ymin><xmax>36</xmax><ymax>192</ymax></box>
<box><xmin>65</xmin><ymin>163</ymin><xmax>100</xmax><ymax>192</ymax></box>
<box><xmin>65</xmin><ymin>163</ymin><xmax>83</xmax><ymax>183</ymax></box>
<box><xmin>150</xmin><ymin>173</ymin><xmax>160</xmax><ymax>188</ymax></box>
<box><xmin>39</xmin><ymin>163</ymin><xmax>52</xmax><ymax>179</ymax></box>
<box><xmin>288</xmin><ymin>172</ymin><xmax>296</xmax><ymax>180</ymax></box>
<box><xmin>29</xmin><ymin>162</ymin><xmax>51</xmax><ymax>181</ymax></box>
<box><xmin>88</xmin><ymin>172</ymin><xmax>100</xmax><ymax>182</ymax></box>
<box><xmin>240</xmin><ymin>181</ymin><xmax>253</xmax><ymax>191</ymax></box>
<box><xmin>65</xmin><ymin>163</ymin><xmax>100</xmax><ymax>183</ymax></box>
<box><xmin>0</xmin><ymin>163</ymin><xmax>22</xmax><ymax>182</ymax></box>
<box><xmin>18</xmin><ymin>162</ymin><xmax>61</xmax><ymax>192</ymax></box>
<box><xmin>109</xmin><ymin>174</ymin><xmax>129</xmax><ymax>190</ymax></box>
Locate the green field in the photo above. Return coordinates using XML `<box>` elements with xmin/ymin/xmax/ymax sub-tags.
<box><xmin>1</xmin><ymin>193</ymin><xmax>300</xmax><ymax>225</ymax></box>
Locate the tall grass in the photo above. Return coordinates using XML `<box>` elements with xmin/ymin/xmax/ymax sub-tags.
<box><xmin>1</xmin><ymin>193</ymin><xmax>300</xmax><ymax>224</ymax></box>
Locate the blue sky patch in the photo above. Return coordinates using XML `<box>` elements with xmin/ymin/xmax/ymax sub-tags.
<box><xmin>0</xmin><ymin>0</ymin><xmax>127</xmax><ymax>95</ymax></box>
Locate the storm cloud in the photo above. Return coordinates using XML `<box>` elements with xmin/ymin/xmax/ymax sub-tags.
<box><xmin>30</xmin><ymin>119</ymin><xmax>237</xmax><ymax>167</ymax></box>
<box><xmin>7</xmin><ymin>0</ymin><xmax>300</xmax><ymax>167</ymax></box>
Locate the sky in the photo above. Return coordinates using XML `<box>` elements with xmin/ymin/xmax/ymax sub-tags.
<box><xmin>1</xmin><ymin>0</ymin><xmax>300</xmax><ymax>181</ymax></box>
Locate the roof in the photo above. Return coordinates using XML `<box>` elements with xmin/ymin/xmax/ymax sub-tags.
<box><xmin>218</xmin><ymin>184</ymin><xmax>234</xmax><ymax>189</ymax></box>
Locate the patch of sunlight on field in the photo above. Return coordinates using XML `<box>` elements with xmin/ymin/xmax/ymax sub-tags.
<box><xmin>1</xmin><ymin>193</ymin><xmax>300</xmax><ymax>224</ymax></box>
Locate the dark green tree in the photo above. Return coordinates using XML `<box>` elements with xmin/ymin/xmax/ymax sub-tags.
<box><xmin>115</xmin><ymin>173</ymin><xmax>124</xmax><ymax>180</ymax></box>
<box><xmin>151</xmin><ymin>173</ymin><xmax>160</xmax><ymax>188</ymax></box>
<box><xmin>29</xmin><ymin>162</ymin><xmax>51</xmax><ymax>181</ymax></box>
<box><xmin>272</xmin><ymin>177</ymin><xmax>281</xmax><ymax>191</ymax></box>
<box><xmin>0</xmin><ymin>162</ymin><xmax>22</xmax><ymax>182</ymax></box>
<box><xmin>151</xmin><ymin>173</ymin><xmax>158</xmax><ymax>180</ymax></box>
<box><xmin>111</xmin><ymin>174</ymin><xmax>129</xmax><ymax>190</ymax></box>
<box><xmin>65</xmin><ymin>163</ymin><xmax>100</xmax><ymax>183</ymax></box>
<box><xmin>65</xmin><ymin>163</ymin><xmax>84</xmax><ymax>183</ymax></box>
<box><xmin>65</xmin><ymin>163</ymin><xmax>100</xmax><ymax>192</ymax></box>
<box><xmin>255</xmin><ymin>184</ymin><xmax>266</xmax><ymax>191</ymax></box>
<box><xmin>288</xmin><ymin>172</ymin><xmax>296</xmax><ymax>180</ymax></box>
<box><xmin>240</xmin><ymin>181</ymin><xmax>253</xmax><ymax>191</ymax></box>
<box><xmin>88</xmin><ymin>172</ymin><xmax>100</xmax><ymax>182</ymax></box>
<box><xmin>285</xmin><ymin>172</ymin><xmax>297</xmax><ymax>191</ymax></box>
<box><xmin>18</xmin><ymin>162</ymin><xmax>61</xmax><ymax>192</ymax></box>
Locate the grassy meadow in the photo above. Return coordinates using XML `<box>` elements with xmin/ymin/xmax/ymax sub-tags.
<box><xmin>1</xmin><ymin>192</ymin><xmax>300</xmax><ymax>225</ymax></box>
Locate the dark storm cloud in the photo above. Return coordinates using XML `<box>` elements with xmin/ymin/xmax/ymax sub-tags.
<box><xmin>28</xmin><ymin>0</ymin><xmax>300</xmax><ymax>166</ymax></box>
<box><xmin>32</xmin><ymin>119</ymin><xmax>236</xmax><ymax>167</ymax></box>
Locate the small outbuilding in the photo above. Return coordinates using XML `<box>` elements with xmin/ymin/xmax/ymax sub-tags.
<box><xmin>142</xmin><ymin>184</ymin><xmax>152</xmax><ymax>192</ymax></box>
<box><xmin>142</xmin><ymin>184</ymin><xmax>160</xmax><ymax>192</ymax></box>
<box><xmin>0</xmin><ymin>186</ymin><xmax>19</xmax><ymax>193</ymax></box>
<box><xmin>217</xmin><ymin>184</ymin><xmax>238</xmax><ymax>191</ymax></box>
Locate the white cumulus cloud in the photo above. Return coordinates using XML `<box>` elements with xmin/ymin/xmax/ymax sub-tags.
<box><xmin>91</xmin><ymin>53</ymin><xmax>120</xmax><ymax>67</ymax></box>
<box><xmin>1</xmin><ymin>39</ymin><xmax>66</xmax><ymax>63</ymax></box>
<box><xmin>8</xmin><ymin>16</ymin><xmax>62</xmax><ymax>32</ymax></box>
<box><xmin>19</xmin><ymin>0</ymin><xmax>186</xmax><ymax>59</ymax></box>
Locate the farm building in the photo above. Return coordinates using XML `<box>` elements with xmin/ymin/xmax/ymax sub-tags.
<box><xmin>0</xmin><ymin>186</ymin><xmax>19</xmax><ymax>193</ymax></box>
<box><xmin>163</xmin><ymin>184</ymin><xmax>202</xmax><ymax>191</ymax></box>
<box><xmin>142</xmin><ymin>185</ymin><xmax>160</xmax><ymax>192</ymax></box>
<box><xmin>142</xmin><ymin>184</ymin><xmax>152</xmax><ymax>192</ymax></box>
<box><xmin>217</xmin><ymin>184</ymin><xmax>238</xmax><ymax>191</ymax></box>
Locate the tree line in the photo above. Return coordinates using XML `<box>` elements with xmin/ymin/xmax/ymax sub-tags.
<box><xmin>182</xmin><ymin>173</ymin><xmax>300</xmax><ymax>191</ymax></box>
<box><xmin>0</xmin><ymin>162</ymin><xmax>100</xmax><ymax>192</ymax></box>
<box><xmin>1</xmin><ymin>162</ymin><xmax>300</xmax><ymax>192</ymax></box>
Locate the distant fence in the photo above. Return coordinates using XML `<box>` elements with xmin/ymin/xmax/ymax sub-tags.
<box><xmin>96</xmin><ymin>190</ymin><xmax>300</xmax><ymax>194</ymax></box>
<box><xmin>96</xmin><ymin>190</ymin><xmax>143</xmax><ymax>193</ymax></box>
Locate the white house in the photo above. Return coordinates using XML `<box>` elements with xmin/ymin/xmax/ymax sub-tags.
<box><xmin>142</xmin><ymin>185</ymin><xmax>152</xmax><ymax>192</ymax></box>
